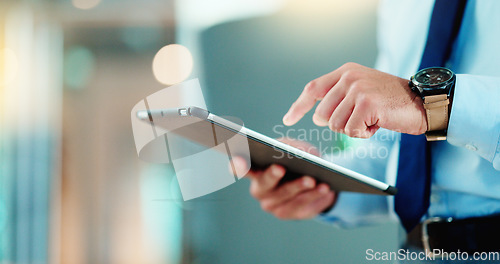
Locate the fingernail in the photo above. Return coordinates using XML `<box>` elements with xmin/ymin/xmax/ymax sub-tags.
<box><xmin>272</xmin><ymin>165</ymin><xmax>284</xmax><ymax>178</ymax></box>
<box><xmin>232</xmin><ymin>158</ymin><xmax>245</xmax><ymax>170</ymax></box>
<box><xmin>319</xmin><ymin>185</ymin><xmax>329</xmax><ymax>194</ymax></box>
<box><xmin>283</xmin><ymin>113</ymin><xmax>291</xmax><ymax>126</ymax></box>
<box><xmin>312</xmin><ymin>114</ymin><xmax>328</xmax><ymax>127</ymax></box>
<box><xmin>232</xmin><ymin>158</ymin><xmax>242</xmax><ymax>169</ymax></box>
<box><xmin>303</xmin><ymin>177</ymin><xmax>315</xmax><ymax>188</ymax></box>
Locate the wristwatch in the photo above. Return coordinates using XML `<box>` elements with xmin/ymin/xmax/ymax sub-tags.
<box><xmin>409</xmin><ymin>67</ymin><xmax>456</xmax><ymax>141</ymax></box>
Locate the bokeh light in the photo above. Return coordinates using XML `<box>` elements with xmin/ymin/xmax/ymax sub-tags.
<box><xmin>71</xmin><ymin>0</ymin><xmax>101</xmax><ymax>10</ymax></box>
<box><xmin>64</xmin><ymin>46</ymin><xmax>95</xmax><ymax>90</ymax></box>
<box><xmin>152</xmin><ymin>44</ymin><xmax>193</xmax><ymax>85</ymax></box>
<box><xmin>0</xmin><ymin>48</ymin><xmax>19</xmax><ymax>87</ymax></box>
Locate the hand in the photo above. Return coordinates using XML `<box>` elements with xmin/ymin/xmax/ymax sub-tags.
<box><xmin>233</xmin><ymin>138</ymin><xmax>336</xmax><ymax>220</ymax></box>
<box><xmin>283</xmin><ymin>62</ymin><xmax>427</xmax><ymax>138</ymax></box>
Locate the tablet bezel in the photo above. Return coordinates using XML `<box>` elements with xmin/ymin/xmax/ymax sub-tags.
<box><xmin>138</xmin><ymin>106</ymin><xmax>397</xmax><ymax>195</ymax></box>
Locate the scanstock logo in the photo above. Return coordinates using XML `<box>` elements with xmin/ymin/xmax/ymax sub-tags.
<box><xmin>131</xmin><ymin>79</ymin><xmax>250</xmax><ymax>200</ymax></box>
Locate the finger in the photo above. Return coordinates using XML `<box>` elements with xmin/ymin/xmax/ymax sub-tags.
<box><xmin>283</xmin><ymin>85</ymin><xmax>319</xmax><ymax>126</ymax></box>
<box><xmin>328</xmin><ymin>96</ymin><xmax>354</xmax><ymax>134</ymax></box>
<box><xmin>344</xmin><ymin>104</ymin><xmax>379</xmax><ymax>138</ymax></box>
<box><xmin>309</xmin><ymin>190</ymin><xmax>336</xmax><ymax>215</ymax></box>
<box><xmin>309</xmin><ymin>183</ymin><xmax>337</xmax><ymax>212</ymax></box>
<box><xmin>273</xmin><ymin>184</ymin><xmax>332</xmax><ymax>219</ymax></box>
<box><xmin>313</xmin><ymin>81</ymin><xmax>347</xmax><ymax>127</ymax></box>
<box><xmin>283</xmin><ymin>71</ymin><xmax>343</xmax><ymax>126</ymax></box>
<box><xmin>260</xmin><ymin>176</ymin><xmax>316</xmax><ymax>212</ymax></box>
<box><xmin>249</xmin><ymin>164</ymin><xmax>286</xmax><ymax>199</ymax></box>
<box><xmin>272</xmin><ymin>185</ymin><xmax>329</xmax><ymax>219</ymax></box>
<box><xmin>231</xmin><ymin>156</ymin><xmax>251</xmax><ymax>177</ymax></box>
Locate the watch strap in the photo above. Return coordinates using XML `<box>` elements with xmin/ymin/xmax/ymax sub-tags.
<box><xmin>423</xmin><ymin>94</ymin><xmax>449</xmax><ymax>141</ymax></box>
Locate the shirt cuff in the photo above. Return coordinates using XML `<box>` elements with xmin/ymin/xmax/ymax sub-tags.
<box><xmin>447</xmin><ymin>74</ymin><xmax>500</xmax><ymax>170</ymax></box>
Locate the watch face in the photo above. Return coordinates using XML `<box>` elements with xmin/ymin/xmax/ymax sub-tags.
<box><xmin>411</xmin><ymin>67</ymin><xmax>456</xmax><ymax>97</ymax></box>
<box><xmin>414</xmin><ymin>67</ymin><xmax>453</xmax><ymax>86</ymax></box>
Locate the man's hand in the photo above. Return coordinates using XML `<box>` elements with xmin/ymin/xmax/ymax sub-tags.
<box><xmin>233</xmin><ymin>138</ymin><xmax>336</xmax><ymax>220</ymax></box>
<box><xmin>283</xmin><ymin>63</ymin><xmax>427</xmax><ymax>138</ymax></box>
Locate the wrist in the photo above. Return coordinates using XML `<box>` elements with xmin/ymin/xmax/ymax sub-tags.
<box><xmin>414</xmin><ymin>95</ymin><xmax>429</xmax><ymax>134</ymax></box>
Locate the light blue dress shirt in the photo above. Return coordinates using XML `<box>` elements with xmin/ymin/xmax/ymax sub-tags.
<box><xmin>319</xmin><ymin>0</ymin><xmax>500</xmax><ymax>228</ymax></box>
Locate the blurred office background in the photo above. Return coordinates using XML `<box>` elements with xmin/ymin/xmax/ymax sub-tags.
<box><xmin>0</xmin><ymin>0</ymin><xmax>400</xmax><ymax>263</ymax></box>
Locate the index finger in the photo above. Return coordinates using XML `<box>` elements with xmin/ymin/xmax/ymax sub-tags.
<box><xmin>283</xmin><ymin>70</ymin><xmax>343</xmax><ymax>126</ymax></box>
<box><xmin>283</xmin><ymin>87</ymin><xmax>317</xmax><ymax>126</ymax></box>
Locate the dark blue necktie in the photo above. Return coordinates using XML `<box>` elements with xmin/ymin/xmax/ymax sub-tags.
<box><xmin>395</xmin><ymin>0</ymin><xmax>468</xmax><ymax>233</ymax></box>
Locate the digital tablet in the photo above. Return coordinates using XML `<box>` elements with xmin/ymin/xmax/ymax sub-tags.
<box><xmin>136</xmin><ymin>106</ymin><xmax>397</xmax><ymax>195</ymax></box>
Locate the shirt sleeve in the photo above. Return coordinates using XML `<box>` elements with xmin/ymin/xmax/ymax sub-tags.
<box><xmin>316</xmin><ymin>130</ymin><xmax>399</xmax><ymax>228</ymax></box>
<box><xmin>447</xmin><ymin>74</ymin><xmax>500</xmax><ymax>171</ymax></box>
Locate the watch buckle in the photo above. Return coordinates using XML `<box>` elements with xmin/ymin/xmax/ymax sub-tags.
<box><xmin>425</xmin><ymin>131</ymin><xmax>447</xmax><ymax>141</ymax></box>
